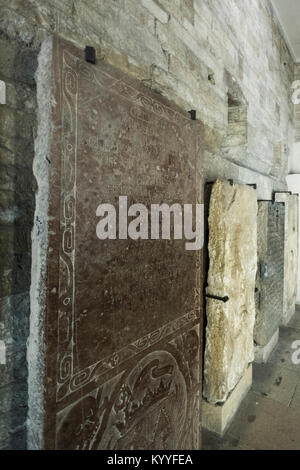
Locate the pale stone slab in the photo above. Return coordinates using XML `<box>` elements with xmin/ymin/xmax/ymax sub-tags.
<box><xmin>274</xmin><ymin>193</ymin><xmax>299</xmax><ymax>325</ymax></box>
<box><xmin>254</xmin><ymin>328</ymin><xmax>279</xmax><ymax>364</ymax></box>
<box><xmin>202</xmin><ymin>364</ymin><xmax>252</xmax><ymax>436</ymax></box>
<box><xmin>204</xmin><ymin>180</ymin><xmax>257</xmax><ymax>404</ymax></box>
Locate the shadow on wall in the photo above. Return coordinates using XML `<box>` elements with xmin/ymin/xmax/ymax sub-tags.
<box><xmin>286</xmin><ymin>174</ymin><xmax>300</xmax><ymax>304</ymax></box>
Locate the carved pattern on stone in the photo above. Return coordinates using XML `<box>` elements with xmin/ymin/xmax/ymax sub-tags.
<box><xmin>56</xmin><ymin>326</ymin><xmax>201</xmax><ymax>450</ymax></box>
<box><xmin>43</xmin><ymin>35</ymin><xmax>203</xmax><ymax>450</ymax></box>
<box><xmin>55</xmin><ymin>46</ymin><xmax>202</xmax><ymax>402</ymax></box>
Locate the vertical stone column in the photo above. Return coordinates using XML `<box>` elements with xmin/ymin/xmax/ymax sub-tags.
<box><xmin>274</xmin><ymin>192</ymin><xmax>299</xmax><ymax>325</ymax></box>
<box><xmin>202</xmin><ymin>179</ymin><xmax>257</xmax><ymax>435</ymax></box>
<box><xmin>287</xmin><ymin>176</ymin><xmax>300</xmax><ymax>305</ymax></box>
<box><xmin>254</xmin><ymin>201</ymin><xmax>285</xmax><ymax>362</ymax></box>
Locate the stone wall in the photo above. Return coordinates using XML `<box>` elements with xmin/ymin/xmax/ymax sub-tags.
<box><xmin>0</xmin><ymin>0</ymin><xmax>295</xmax><ymax>190</ymax></box>
<box><xmin>0</xmin><ymin>0</ymin><xmax>296</xmax><ymax>448</ymax></box>
<box><xmin>0</xmin><ymin>34</ymin><xmax>37</xmax><ymax>449</ymax></box>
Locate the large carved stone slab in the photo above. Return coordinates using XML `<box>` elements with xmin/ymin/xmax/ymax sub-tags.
<box><xmin>29</xmin><ymin>36</ymin><xmax>203</xmax><ymax>450</ymax></box>
<box><xmin>274</xmin><ymin>193</ymin><xmax>299</xmax><ymax>325</ymax></box>
<box><xmin>254</xmin><ymin>201</ymin><xmax>285</xmax><ymax>346</ymax></box>
<box><xmin>203</xmin><ymin>180</ymin><xmax>257</xmax><ymax>404</ymax></box>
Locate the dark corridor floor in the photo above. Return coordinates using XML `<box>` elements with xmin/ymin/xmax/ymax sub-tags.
<box><xmin>202</xmin><ymin>305</ymin><xmax>300</xmax><ymax>450</ymax></box>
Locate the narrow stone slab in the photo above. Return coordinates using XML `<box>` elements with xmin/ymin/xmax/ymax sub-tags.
<box><xmin>202</xmin><ymin>364</ymin><xmax>252</xmax><ymax>436</ymax></box>
<box><xmin>204</xmin><ymin>180</ymin><xmax>257</xmax><ymax>404</ymax></box>
<box><xmin>255</xmin><ymin>201</ymin><xmax>285</xmax><ymax>346</ymax></box>
<box><xmin>274</xmin><ymin>193</ymin><xmax>299</xmax><ymax>326</ymax></box>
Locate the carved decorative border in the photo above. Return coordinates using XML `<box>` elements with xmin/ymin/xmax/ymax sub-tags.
<box><xmin>55</xmin><ymin>45</ymin><xmax>201</xmax><ymax>403</ymax></box>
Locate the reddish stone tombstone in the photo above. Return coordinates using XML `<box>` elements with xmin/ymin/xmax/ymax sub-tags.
<box><xmin>31</xmin><ymin>36</ymin><xmax>204</xmax><ymax>450</ymax></box>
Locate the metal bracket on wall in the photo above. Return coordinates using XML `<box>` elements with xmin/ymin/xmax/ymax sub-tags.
<box><xmin>272</xmin><ymin>190</ymin><xmax>292</xmax><ymax>202</ymax></box>
<box><xmin>205</xmin><ymin>294</ymin><xmax>229</xmax><ymax>303</ymax></box>
<box><xmin>85</xmin><ymin>46</ymin><xmax>96</xmax><ymax>64</ymax></box>
<box><xmin>188</xmin><ymin>110</ymin><xmax>196</xmax><ymax>120</ymax></box>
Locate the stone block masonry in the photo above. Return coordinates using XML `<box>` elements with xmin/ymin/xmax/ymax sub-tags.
<box><xmin>0</xmin><ymin>0</ymin><xmax>294</xmax><ymax>189</ymax></box>
<box><xmin>0</xmin><ymin>0</ymin><xmax>296</xmax><ymax>448</ymax></box>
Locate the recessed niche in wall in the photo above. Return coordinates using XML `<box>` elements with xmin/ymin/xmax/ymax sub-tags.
<box><xmin>221</xmin><ymin>71</ymin><xmax>248</xmax><ymax>163</ymax></box>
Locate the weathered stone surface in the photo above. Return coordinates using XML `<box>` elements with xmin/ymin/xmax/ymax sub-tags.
<box><xmin>28</xmin><ymin>36</ymin><xmax>203</xmax><ymax>450</ymax></box>
<box><xmin>202</xmin><ymin>364</ymin><xmax>252</xmax><ymax>436</ymax></box>
<box><xmin>204</xmin><ymin>180</ymin><xmax>257</xmax><ymax>404</ymax></box>
<box><xmin>0</xmin><ymin>0</ymin><xmax>296</xmax><ymax>449</ymax></box>
<box><xmin>254</xmin><ymin>201</ymin><xmax>285</xmax><ymax>347</ymax></box>
<box><xmin>0</xmin><ymin>32</ymin><xmax>37</xmax><ymax>449</ymax></box>
<box><xmin>0</xmin><ymin>292</ymin><xmax>30</xmax><ymax>347</ymax></box>
<box><xmin>274</xmin><ymin>193</ymin><xmax>299</xmax><ymax>325</ymax></box>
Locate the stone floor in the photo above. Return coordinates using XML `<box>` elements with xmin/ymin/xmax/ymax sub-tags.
<box><xmin>202</xmin><ymin>305</ymin><xmax>300</xmax><ymax>450</ymax></box>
